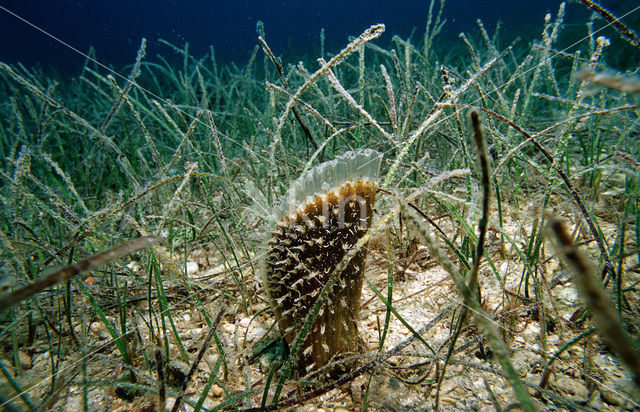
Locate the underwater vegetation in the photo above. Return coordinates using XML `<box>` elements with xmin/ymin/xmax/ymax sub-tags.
<box><xmin>0</xmin><ymin>0</ymin><xmax>640</xmax><ymax>410</ymax></box>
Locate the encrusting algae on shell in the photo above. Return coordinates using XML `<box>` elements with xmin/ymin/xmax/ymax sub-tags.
<box><xmin>263</xmin><ymin>149</ymin><xmax>382</xmax><ymax>375</ymax></box>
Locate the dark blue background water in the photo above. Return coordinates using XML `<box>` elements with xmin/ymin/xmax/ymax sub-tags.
<box><xmin>0</xmin><ymin>0</ymin><xmax>630</xmax><ymax>74</ymax></box>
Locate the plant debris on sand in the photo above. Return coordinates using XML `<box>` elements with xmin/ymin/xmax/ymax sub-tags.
<box><xmin>1</xmin><ymin>0</ymin><xmax>639</xmax><ymax>410</ymax></box>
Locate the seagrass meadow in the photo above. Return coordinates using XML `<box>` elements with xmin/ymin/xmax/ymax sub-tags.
<box><xmin>1</xmin><ymin>1</ymin><xmax>640</xmax><ymax>410</ymax></box>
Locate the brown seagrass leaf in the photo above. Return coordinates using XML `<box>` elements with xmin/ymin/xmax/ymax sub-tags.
<box><xmin>0</xmin><ymin>236</ymin><xmax>163</xmax><ymax>312</ymax></box>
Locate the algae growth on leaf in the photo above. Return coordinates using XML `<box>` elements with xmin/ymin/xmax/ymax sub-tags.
<box><xmin>0</xmin><ymin>0</ymin><xmax>639</xmax><ymax>410</ymax></box>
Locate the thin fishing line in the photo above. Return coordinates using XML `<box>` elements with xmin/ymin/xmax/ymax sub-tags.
<box><xmin>0</xmin><ymin>2</ymin><xmax>638</xmax><ymax>408</ymax></box>
<box><xmin>0</xmin><ymin>4</ymin><xmax>278</xmax><ymax>171</ymax></box>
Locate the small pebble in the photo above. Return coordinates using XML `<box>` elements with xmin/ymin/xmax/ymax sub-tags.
<box><xmin>90</xmin><ymin>321</ymin><xmax>110</xmax><ymax>339</ymax></box>
<box><xmin>185</xmin><ymin>260</ymin><xmax>199</xmax><ymax>276</ymax></box>
<box><xmin>599</xmin><ymin>386</ymin><xmax>624</xmax><ymax>406</ymax></box>
<box><xmin>253</xmin><ymin>327</ymin><xmax>267</xmax><ymax>339</ymax></box>
<box><xmin>211</xmin><ymin>384</ymin><xmax>224</xmax><ymax>397</ymax></box>
<box><xmin>440</xmin><ymin>380</ymin><xmax>457</xmax><ymax>394</ymax></box>
<box><xmin>90</xmin><ymin>321</ymin><xmax>102</xmax><ymax>332</ymax></box>
<box><xmin>18</xmin><ymin>351</ymin><xmax>32</xmax><ymax>370</ymax></box>
<box><xmin>589</xmin><ymin>390</ymin><xmax>604</xmax><ymax>409</ymax></box>
<box><xmin>523</xmin><ymin>323</ymin><xmax>540</xmax><ymax>341</ymax></box>
<box><xmin>126</xmin><ymin>261</ymin><xmax>141</xmax><ymax>273</ymax></box>
<box><xmin>190</xmin><ymin>327</ymin><xmax>203</xmax><ymax>340</ymax></box>
<box><xmin>554</xmin><ymin>376</ymin><xmax>588</xmax><ymax>401</ymax></box>
<box><xmin>220</xmin><ymin>322</ymin><xmax>234</xmax><ymax>335</ymax></box>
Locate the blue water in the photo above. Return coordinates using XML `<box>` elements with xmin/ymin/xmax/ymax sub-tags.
<box><xmin>0</xmin><ymin>0</ymin><xmax>623</xmax><ymax>74</ymax></box>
